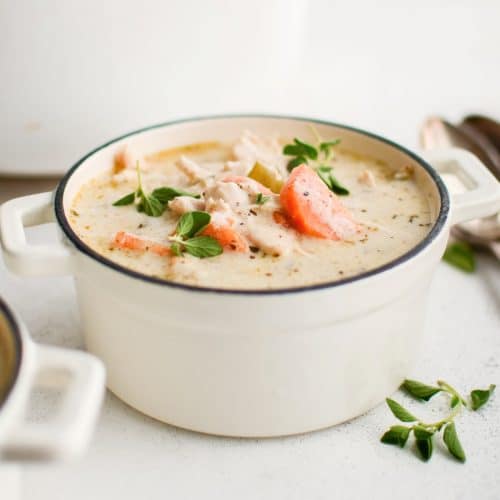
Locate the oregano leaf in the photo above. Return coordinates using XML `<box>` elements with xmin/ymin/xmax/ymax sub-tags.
<box><xmin>113</xmin><ymin>192</ymin><xmax>135</xmax><ymax>206</ymax></box>
<box><xmin>380</xmin><ymin>426</ymin><xmax>411</xmax><ymax>448</ymax></box>
<box><xmin>443</xmin><ymin>422</ymin><xmax>466</xmax><ymax>462</ymax></box>
<box><xmin>402</xmin><ymin>379</ymin><xmax>442</xmax><ymax>401</ymax></box>
<box><xmin>183</xmin><ymin>236</ymin><xmax>223</xmax><ymax>258</ymax></box>
<box><xmin>385</xmin><ymin>398</ymin><xmax>417</xmax><ymax>422</ymax></box>
<box><xmin>470</xmin><ymin>384</ymin><xmax>496</xmax><ymax>411</ymax></box>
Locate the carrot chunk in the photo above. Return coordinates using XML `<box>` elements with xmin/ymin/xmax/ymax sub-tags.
<box><xmin>280</xmin><ymin>165</ymin><xmax>359</xmax><ymax>240</ymax></box>
<box><xmin>201</xmin><ymin>224</ymin><xmax>249</xmax><ymax>252</ymax></box>
<box><xmin>272</xmin><ymin>210</ymin><xmax>291</xmax><ymax>228</ymax></box>
<box><xmin>112</xmin><ymin>231</ymin><xmax>170</xmax><ymax>256</ymax></box>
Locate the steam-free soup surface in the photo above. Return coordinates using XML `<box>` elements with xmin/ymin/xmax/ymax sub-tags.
<box><xmin>69</xmin><ymin>130</ymin><xmax>435</xmax><ymax>289</ymax></box>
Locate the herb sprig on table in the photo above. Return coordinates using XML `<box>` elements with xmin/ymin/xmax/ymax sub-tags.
<box><xmin>442</xmin><ymin>241</ymin><xmax>475</xmax><ymax>273</ymax></box>
<box><xmin>168</xmin><ymin>211</ymin><xmax>222</xmax><ymax>258</ymax></box>
<box><xmin>381</xmin><ymin>379</ymin><xmax>495</xmax><ymax>462</ymax></box>
<box><xmin>113</xmin><ymin>162</ymin><xmax>200</xmax><ymax>216</ymax></box>
<box><xmin>282</xmin><ymin>129</ymin><xmax>349</xmax><ymax>195</ymax></box>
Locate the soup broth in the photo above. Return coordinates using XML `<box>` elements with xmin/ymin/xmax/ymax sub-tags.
<box><xmin>69</xmin><ymin>131</ymin><xmax>435</xmax><ymax>290</ymax></box>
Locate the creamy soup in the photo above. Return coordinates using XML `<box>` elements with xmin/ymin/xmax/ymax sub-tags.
<box><xmin>0</xmin><ymin>314</ymin><xmax>16</xmax><ymax>406</ymax></box>
<box><xmin>69</xmin><ymin>130</ymin><xmax>435</xmax><ymax>289</ymax></box>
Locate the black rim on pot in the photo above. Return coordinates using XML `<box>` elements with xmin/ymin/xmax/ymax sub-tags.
<box><xmin>0</xmin><ymin>297</ymin><xmax>23</xmax><ymax>409</ymax></box>
<box><xmin>55</xmin><ymin>114</ymin><xmax>450</xmax><ymax>295</ymax></box>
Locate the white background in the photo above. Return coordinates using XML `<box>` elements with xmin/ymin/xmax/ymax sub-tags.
<box><xmin>0</xmin><ymin>1</ymin><xmax>499</xmax><ymax>499</ymax></box>
<box><xmin>1</xmin><ymin>0</ymin><xmax>499</xmax><ymax>174</ymax></box>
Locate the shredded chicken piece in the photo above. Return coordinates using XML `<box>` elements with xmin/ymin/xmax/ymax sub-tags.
<box><xmin>232</xmin><ymin>130</ymin><xmax>285</xmax><ymax>175</ymax></box>
<box><xmin>358</xmin><ymin>169</ymin><xmax>376</xmax><ymax>187</ymax></box>
<box><xmin>205</xmin><ymin>199</ymin><xmax>236</xmax><ymax>226</ymax></box>
<box><xmin>246</xmin><ymin>217</ymin><xmax>295</xmax><ymax>256</ymax></box>
<box><xmin>222</xmin><ymin>176</ymin><xmax>273</xmax><ymax>196</ymax></box>
<box><xmin>204</xmin><ymin>181</ymin><xmax>250</xmax><ymax>208</ymax></box>
<box><xmin>113</xmin><ymin>144</ymin><xmax>141</xmax><ymax>174</ymax></box>
<box><xmin>177</xmin><ymin>155</ymin><xmax>211</xmax><ymax>183</ymax></box>
<box><xmin>223</xmin><ymin>160</ymin><xmax>250</xmax><ymax>177</ymax></box>
<box><xmin>168</xmin><ymin>196</ymin><xmax>205</xmax><ymax>215</ymax></box>
<box><xmin>113</xmin><ymin>144</ymin><xmax>147</xmax><ymax>177</ymax></box>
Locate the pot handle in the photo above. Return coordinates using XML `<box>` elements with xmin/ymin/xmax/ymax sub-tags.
<box><xmin>3</xmin><ymin>343</ymin><xmax>105</xmax><ymax>461</ymax></box>
<box><xmin>422</xmin><ymin>148</ymin><xmax>500</xmax><ymax>225</ymax></box>
<box><xmin>0</xmin><ymin>192</ymin><xmax>74</xmax><ymax>276</ymax></box>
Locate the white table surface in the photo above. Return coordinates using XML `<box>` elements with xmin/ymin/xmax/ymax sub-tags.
<box><xmin>1</xmin><ymin>2</ymin><xmax>500</xmax><ymax>498</ymax></box>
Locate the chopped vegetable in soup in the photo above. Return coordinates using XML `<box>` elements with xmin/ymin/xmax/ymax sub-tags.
<box><xmin>69</xmin><ymin>130</ymin><xmax>435</xmax><ymax>289</ymax></box>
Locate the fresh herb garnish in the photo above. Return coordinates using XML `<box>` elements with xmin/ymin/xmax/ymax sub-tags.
<box><xmin>168</xmin><ymin>211</ymin><xmax>222</xmax><ymax>259</ymax></box>
<box><xmin>112</xmin><ymin>163</ymin><xmax>199</xmax><ymax>216</ymax></box>
<box><xmin>286</xmin><ymin>156</ymin><xmax>307</xmax><ymax>171</ymax></box>
<box><xmin>113</xmin><ymin>192</ymin><xmax>136</xmax><ymax>206</ymax></box>
<box><xmin>255</xmin><ymin>193</ymin><xmax>270</xmax><ymax>205</ymax></box>
<box><xmin>316</xmin><ymin>166</ymin><xmax>350</xmax><ymax>196</ymax></box>
<box><xmin>134</xmin><ymin>163</ymin><xmax>165</xmax><ymax>216</ymax></box>
<box><xmin>402</xmin><ymin>379</ymin><xmax>442</xmax><ymax>401</ymax></box>
<box><xmin>176</xmin><ymin>211</ymin><xmax>211</xmax><ymax>238</ymax></box>
<box><xmin>380</xmin><ymin>425</ymin><xmax>411</xmax><ymax>448</ymax></box>
<box><xmin>283</xmin><ymin>138</ymin><xmax>318</xmax><ymax>161</ymax></box>
<box><xmin>179</xmin><ymin>236</ymin><xmax>223</xmax><ymax>258</ymax></box>
<box><xmin>319</xmin><ymin>139</ymin><xmax>341</xmax><ymax>160</ymax></box>
<box><xmin>443</xmin><ymin>422</ymin><xmax>465</xmax><ymax>462</ymax></box>
<box><xmin>443</xmin><ymin>242</ymin><xmax>475</xmax><ymax>273</ymax></box>
<box><xmin>413</xmin><ymin>426</ymin><xmax>434</xmax><ymax>461</ymax></box>
<box><xmin>470</xmin><ymin>384</ymin><xmax>496</xmax><ymax>411</ymax></box>
<box><xmin>151</xmin><ymin>187</ymin><xmax>200</xmax><ymax>204</ymax></box>
<box><xmin>385</xmin><ymin>398</ymin><xmax>417</xmax><ymax>422</ymax></box>
<box><xmin>282</xmin><ymin>129</ymin><xmax>348</xmax><ymax>195</ymax></box>
<box><xmin>381</xmin><ymin>379</ymin><xmax>495</xmax><ymax>463</ymax></box>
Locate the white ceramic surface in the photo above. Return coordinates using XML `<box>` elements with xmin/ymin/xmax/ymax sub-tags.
<box><xmin>1</xmin><ymin>116</ymin><xmax>499</xmax><ymax>437</ymax></box>
<box><xmin>0</xmin><ymin>299</ymin><xmax>105</xmax><ymax>460</ymax></box>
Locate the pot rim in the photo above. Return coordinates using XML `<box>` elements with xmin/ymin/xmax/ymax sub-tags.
<box><xmin>54</xmin><ymin>113</ymin><xmax>450</xmax><ymax>296</ymax></box>
<box><xmin>0</xmin><ymin>298</ymin><xmax>23</xmax><ymax>411</ymax></box>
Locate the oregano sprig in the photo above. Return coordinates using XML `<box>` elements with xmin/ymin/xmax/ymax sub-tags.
<box><xmin>282</xmin><ymin>128</ymin><xmax>349</xmax><ymax>195</ymax></box>
<box><xmin>381</xmin><ymin>379</ymin><xmax>495</xmax><ymax>463</ymax></box>
<box><xmin>168</xmin><ymin>211</ymin><xmax>222</xmax><ymax>258</ymax></box>
<box><xmin>112</xmin><ymin>162</ymin><xmax>200</xmax><ymax>216</ymax></box>
<box><xmin>443</xmin><ymin>242</ymin><xmax>475</xmax><ymax>273</ymax></box>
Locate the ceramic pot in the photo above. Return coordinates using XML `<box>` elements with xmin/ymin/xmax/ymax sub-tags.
<box><xmin>0</xmin><ymin>297</ymin><xmax>105</xmax><ymax>459</ymax></box>
<box><xmin>1</xmin><ymin>116</ymin><xmax>499</xmax><ymax>436</ymax></box>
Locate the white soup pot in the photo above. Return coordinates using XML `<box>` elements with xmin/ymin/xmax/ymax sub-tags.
<box><xmin>1</xmin><ymin>116</ymin><xmax>499</xmax><ymax>437</ymax></box>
